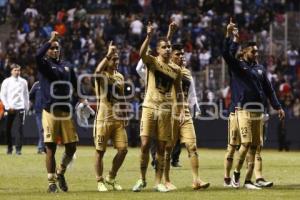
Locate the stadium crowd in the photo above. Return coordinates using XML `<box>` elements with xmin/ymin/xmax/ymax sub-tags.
<box><xmin>0</xmin><ymin>0</ymin><xmax>299</xmax><ymax>124</ymax></box>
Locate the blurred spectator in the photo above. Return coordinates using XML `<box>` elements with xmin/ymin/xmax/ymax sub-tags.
<box><xmin>279</xmin><ymin>78</ymin><xmax>292</xmax><ymax>97</ymax></box>
<box><xmin>129</xmin><ymin>15</ymin><xmax>143</xmax><ymax>47</ymax></box>
<box><xmin>74</xmin><ymin>2</ymin><xmax>87</xmax><ymax>21</ymax></box>
<box><xmin>56</xmin><ymin>8</ymin><xmax>66</xmax><ymax>22</ymax></box>
<box><xmin>287</xmin><ymin>46</ymin><xmax>299</xmax><ymax>80</ymax></box>
<box><xmin>170</xmin><ymin>10</ymin><xmax>183</xmax><ymax>26</ymax></box>
<box><xmin>29</xmin><ymin>81</ymin><xmax>45</xmax><ymax>154</ymax></box>
<box><xmin>0</xmin><ymin>0</ymin><xmax>7</xmax><ymax>24</ymax></box>
<box><xmin>24</xmin><ymin>3</ymin><xmax>39</xmax><ymax>18</ymax></box>
<box><xmin>0</xmin><ymin>0</ymin><xmax>299</xmax><ymax>124</ymax></box>
<box><xmin>54</xmin><ymin>20</ymin><xmax>67</xmax><ymax>36</ymax></box>
<box><xmin>293</xmin><ymin>97</ymin><xmax>300</xmax><ymax>117</ymax></box>
<box><xmin>199</xmin><ymin>47</ymin><xmax>211</xmax><ymax>69</ymax></box>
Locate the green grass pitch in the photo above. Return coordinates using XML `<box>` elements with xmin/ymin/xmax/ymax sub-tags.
<box><xmin>0</xmin><ymin>146</ymin><xmax>299</xmax><ymax>200</ymax></box>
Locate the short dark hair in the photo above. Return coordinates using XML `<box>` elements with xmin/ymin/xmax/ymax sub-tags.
<box><xmin>241</xmin><ymin>41</ymin><xmax>257</xmax><ymax>49</ymax></box>
<box><xmin>172</xmin><ymin>43</ymin><xmax>183</xmax><ymax>51</ymax></box>
<box><xmin>156</xmin><ymin>37</ymin><xmax>169</xmax><ymax>47</ymax></box>
<box><xmin>10</xmin><ymin>63</ymin><xmax>21</xmax><ymax>71</ymax></box>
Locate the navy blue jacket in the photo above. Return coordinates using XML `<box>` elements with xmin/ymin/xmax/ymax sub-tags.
<box><xmin>253</xmin><ymin>65</ymin><xmax>282</xmax><ymax>110</ymax></box>
<box><xmin>35</xmin><ymin>42</ymin><xmax>77</xmax><ymax>112</ymax></box>
<box><xmin>29</xmin><ymin>81</ymin><xmax>42</xmax><ymax>113</ymax></box>
<box><xmin>222</xmin><ymin>37</ymin><xmax>281</xmax><ymax>112</ymax></box>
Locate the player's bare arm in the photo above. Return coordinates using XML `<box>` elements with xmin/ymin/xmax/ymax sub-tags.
<box><xmin>140</xmin><ymin>22</ymin><xmax>154</xmax><ymax>64</ymax></box>
<box><xmin>166</xmin><ymin>21</ymin><xmax>177</xmax><ymax>41</ymax></box>
<box><xmin>95</xmin><ymin>41</ymin><xmax>116</xmax><ymax>74</ymax></box>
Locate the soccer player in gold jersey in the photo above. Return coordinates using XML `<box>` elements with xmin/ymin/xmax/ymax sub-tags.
<box><xmin>93</xmin><ymin>41</ymin><xmax>128</xmax><ymax>192</ymax></box>
<box><xmin>163</xmin><ymin>42</ymin><xmax>210</xmax><ymax>190</ymax></box>
<box><xmin>132</xmin><ymin>22</ymin><xmax>184</xmax><ymax>192</ymax></box>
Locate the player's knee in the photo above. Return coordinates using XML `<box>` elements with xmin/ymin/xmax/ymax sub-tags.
<box><xmin>45</xmin><ymin>142</ymin><xmax>56</xmax><ymax>150</ymax></box>
<box><xmin>141</xmin><ymin>137</ymin><xmax>150</xmax><ymax>147</ymax></box>
<box><xmin>165</xmin><ymin>150</ymin><xmax>171</xmax><ymax>160</ymax></box>
<box><xmin>239</xmin><ymin>143</ymin><xmax>251</xmax><ymax>154</ymax></box>
<box><xmin>241</xmin><ymin>143</ymin><xmax>251</xmax><ymax>149</ymax></box>
<box><xmin>186</xmin><ymin>143</ymin><xmax>197</xmax><ymax>157</ymax></box>
<box><xmin>45</xmin><ymin>143</ymin><xmax>56</xmax><ymax>156</ymax></box>
<box><xmin>256</xmin><ymin>145</ymin><xmax>262</xmax><ymax>154</ymax></box>
<box><xmin>250</xmin><ymin>145</ymin><xmax>257</xmax><ymax>150</ymax></box>
<box><xmin>141</xmin><ymin>144</ymin><xmax>150</xmax><ymax>154</ymax></box>
<box><xmin>118</xmin><ymin>148</ymin><xmax>128</xmax><ymax>156</ymax></box>
<box><xmin>65</xmin><ymin>143</ymin><xmax>77</xmax><ymax>157</ymax></box>
<box><xmin>96</xmin><ymin>149</ymin><xmax>106</xmax><ymax>158</ymax></box>
<box><xmin>165</xmin><ymin>144</ymin><xmax>172</xmax><ymax>158</ymax></box>
<box><xmin>238</xmin><ymin>143</ymin><xmax>250</xmax><ymax>162</ymax></box>
<box><xmin>156</xmin><ymin>144</ymin><xmax>165</xmax><ymax>155</ymax></box>
<box><xmin>226</xmin><ymin>157</ymin><xmax>233</xmax><ymax>162</ymax></box>
<box><xmin>249</xmin><ymin>145</ymin><xmax>257</xmax><ymax>154</ymax></box>
<box><xmin>165</xmin><ymin>144</ymin><xmax>173</xmax><ymax>152</ymax></box>
<box><xmin>226</xmin><ymin>144</ymin><xmax>236</xmax><ymax>159</ymax></box>
<box><xmin>238</xmin><ymin>159</ymin><xmax>244</xmax><ymax>165</ymax></box>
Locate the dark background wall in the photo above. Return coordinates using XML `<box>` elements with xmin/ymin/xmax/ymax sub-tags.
<box><xmin>0</xmin><ymin>115</ymin><xmax>299</xmax><ymax>150</ymax></box>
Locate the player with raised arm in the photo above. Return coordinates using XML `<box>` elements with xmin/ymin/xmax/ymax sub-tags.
<box><xmin>35</xmin><ymin>31</ymin><xmax>78</xmax><ymax>193</ymax></box>
<box><xmin>222</xmin><ymin>18</ymin><xmax>285</xmax><ymax>189</ymax></box>
<box><xmin>132</xmin><ymin>22</ymin><xmax>184</xmax><ymax>192</ymax></box>
<box><xmin>162</xmin><ymin>22</ymin><xmax>209</xmax><ymax>190</ymax></box>
<box><xmin>93</xmin><ymin>41</ymin><xmax>128</xmax><ymax>192</ymax></box>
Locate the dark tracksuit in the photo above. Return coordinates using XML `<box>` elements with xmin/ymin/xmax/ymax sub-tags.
<box><xmin>223</xmin><ymin>37</ymin><xmax>281</xmax><ymax>113</ymax></box>
<box><xmin>35</xmin><ymin>42</ymin><xmax>77</xmax><ymax>114</ymax></box>
<box><xmin>29</xmin><ymin>81</ymin><xmax>44</xmax><ymax>151</ymax></box>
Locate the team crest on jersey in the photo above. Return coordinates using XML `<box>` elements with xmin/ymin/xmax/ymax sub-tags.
<box><xmin>257</xmin><ymin>69</ymin><xmax>263</xmax><ymax>75</ymax></box>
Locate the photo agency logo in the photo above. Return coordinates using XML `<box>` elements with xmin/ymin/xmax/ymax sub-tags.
<box><xmin>48</xmin><ymin>74</ymin><xmax>266</xmax><ymax>127</ymax></box>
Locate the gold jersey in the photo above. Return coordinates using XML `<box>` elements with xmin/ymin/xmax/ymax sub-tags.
<box><xmin>95</xmin><ymin>71</ymin><xmax>125</xmax><ymax>121</ymax></box>
<box><xmin>143</xmin><ymin>55</ymin><xmax>182</xmax><ymax>111</ymax></box>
